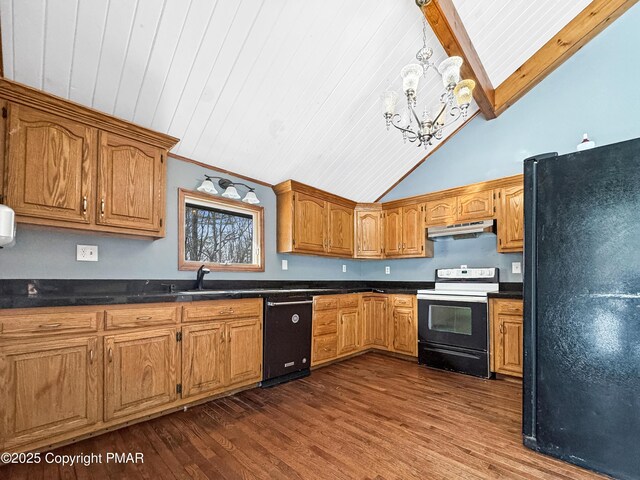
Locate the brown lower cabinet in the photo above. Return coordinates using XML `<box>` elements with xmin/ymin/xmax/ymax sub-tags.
<box><xmin>0</xmin><ymin>298</ymin><xmax>263</xmax><ymax>453</ymax></box>
<box><xmin>490</xmin><ymin>298</ymin><xmax>524</xmax><ymax>377</ymax></box>
<box><xmin>311</xmin><ymin>293</ymin><xmax>417</xmax><ymax>366</ymax></box>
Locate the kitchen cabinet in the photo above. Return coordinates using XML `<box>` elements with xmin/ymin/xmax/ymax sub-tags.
<box><xmin>354</xmin><ymin>205</ymin><xmax>383</xmax><ymax>258</ymax></box>
<box><xmin>0</xmin><ymin>336</ymin><xmax>99</xmax><ymax>449</ymax></box>
<box><xmin>425</xmin><ymin>197</ymin><xmax>457</xmax><ymax>227</ymax></box>
<box><xmin>362</xmin><ymin>295</ymin><xmax>388</xmax><ymax>348</ymax></box>
<box><xmin>274</xmin><ymin>181</ymin><xmax>356</xmax><ymax>258</ymax></box>
<box><xmin>384</xmin><ymin>204</ymin><xmax>433</xmax><ymax>258</ymax></box>
<box><xmin>181</xmin><ymin>322</ymin><xmax>226</xmax><ymax>398</ymax></box>
<box><xmin>0</xmin><ymin>78</ymin><xmax>178</xmax><ymax>239</ymax></box>
<box><xmin>389</xmin><ymin>295</ymin><xmax>417</xmax><ymax>357</ymax></box>
<box><xmin>497</xmin><ymin>184</ymin><xmax>524</xmax><ymax>252</ymax></box>
<box><xmin>311</xmin><ymin>296</ymin><xmax>339</xmax><ymax>366</ymax></box>
<box><xmin>425</xmin><ymin>190</ymin><xmax>494</xmax><ymax>227</ymax></box>
<box><xmin>457</xmin><ymin>190</ymin><xmax>494</xmax><ymax>222</ymax></box>
<box><xmin>5</xmin><ymin>104</ymin><xmax>96</xmax><ymax>225</ymax></box>
<box><xmin>97</xmin><ymin>132</ymin><xmax>165</xmax><ymax>234</ymax></box>
<box><xmin>327</xmin><ymin>203</ymin><xmax>354</xmax><ymax>256</ymax></box>
<box><xmin>104</xmin><ymin>328</ymin><xmax>178</xmax><ymax>421</ymax></box>
<box><xmin>490</xmin><ymin>299</ymin><xmax>523</xmax><ymax>377</ymax></box>
<box><xmin>226</xmin><ymin>318</ymin><xmax>262</xmax><ymax>386</ymax></box>
<box><xmin>337</xmin><ymin>309</ymin><xmax>360</xmax><ymax>355</ymax></box>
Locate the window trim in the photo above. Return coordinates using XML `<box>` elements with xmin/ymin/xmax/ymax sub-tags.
<box><xmin>178</xmin><ymin>188</ymin><xmax>265</xmax><ymax>272</ymax></box>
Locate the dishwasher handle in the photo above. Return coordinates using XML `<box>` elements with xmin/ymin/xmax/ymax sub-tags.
<box><xmin>267</xmin><ymin>300</ymin><xmax>313</xmax><ymax>307</ymax></box>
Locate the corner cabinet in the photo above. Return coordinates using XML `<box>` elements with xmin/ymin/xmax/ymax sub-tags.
<box><xmin>0</xmin><ymin>78</ymin><xmax>178</xmax><ymax>239</ymax></box>
<box><xmin>274</xmin><ymin>181</ymin><xmax>356</xmax><ymax>258</ymax></box>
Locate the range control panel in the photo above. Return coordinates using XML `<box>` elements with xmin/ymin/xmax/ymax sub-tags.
<box><xmin>435</xmin><ymin>267</ymin><xmax>499</xmax><ymax>282</ymax></box>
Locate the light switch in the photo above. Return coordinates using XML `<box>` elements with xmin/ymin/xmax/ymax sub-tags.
<box><xmin>512</xmin><ymin>262</ymin><xmax>522</xmax><ymax>274</ymax></box>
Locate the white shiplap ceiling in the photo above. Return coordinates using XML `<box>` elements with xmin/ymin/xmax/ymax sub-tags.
<box><xmin>452</xmin><ymin>0</ymin><xmax>591</xmax><ymax>88</ymax></box>
<box><xmin>0</xmin><ymin>0</ymin><xmax>478</xmax><ymax>202</ymax></box>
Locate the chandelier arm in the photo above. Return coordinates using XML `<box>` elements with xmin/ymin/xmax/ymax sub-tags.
<box><xmin>409</xmin><ymin>104</ymin><xmax>422</xmax><ymax>126</ymax></box>
<box><xmin>432</xmin><ymin>104</ymin><xmax>448</xmax><ymax>126</ymax></box>
<box><xmin>389</xmin><ymin>114</ymin><xmax>419</xmax><ymax>139</ymax></box>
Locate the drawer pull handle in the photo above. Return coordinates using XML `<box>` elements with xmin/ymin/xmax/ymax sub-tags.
<box><xmin>136</xmin><ymin>315</ymin><xmax>152</xmax><ymax>320</ymax></box>
<box><xmin>108</xmin><ymin>348</ymin><xmax>113</xmax><ymax>363</ymax></box>
<box><xmin>219</xmin><ymin>309</ymin><xmax>235</xmax><ymax>314</ymax></box>
<box><xmin>39</xmin><ymin>323</ymin><xmax>62</xmax><ymax>329</ymax></box>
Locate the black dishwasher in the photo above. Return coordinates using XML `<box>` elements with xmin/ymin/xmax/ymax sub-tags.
<box><xmin>262</xmin><ymin>296</ymin><xmax>313</xmax><ymax>387</ymax></box>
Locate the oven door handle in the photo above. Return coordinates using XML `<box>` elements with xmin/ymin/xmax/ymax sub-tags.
<box><xmin>417</xmin><ymin>294</ymin><xmax>488</xmax><ymax>303</ymax></box>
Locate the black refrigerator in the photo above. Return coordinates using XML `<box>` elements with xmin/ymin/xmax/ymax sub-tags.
<box><xmin>523</xmin><ymin>138</ymin><xmax>640</xmax><ymax>479</ymax></box>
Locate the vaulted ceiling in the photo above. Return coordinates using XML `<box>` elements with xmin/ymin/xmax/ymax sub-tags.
<box><xmin>0</xmin><ymin>0</ymin><xmax>612</xmax><ymax>201</ymax></box>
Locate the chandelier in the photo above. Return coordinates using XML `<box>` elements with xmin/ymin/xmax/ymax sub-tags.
<box><xmin>381</xmin><ymin>18</ymin><xmax>475</xmax><ymax>148</ymax></box>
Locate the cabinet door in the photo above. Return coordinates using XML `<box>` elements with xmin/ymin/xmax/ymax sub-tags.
<box><xmin>182</xmin><ymin>322</ymin><xmax>226</xmax><ymax>398</ymax></box>
<box><xmin>495</xmin><ymin>314</ymin><xmax>523</xmax><ymax>377</ymax></box>
<box><xmin>425</xmin><ymin>197</ymin><xmax>457</xmax><ymax>227</ymax></box>
<box><xmin>383</xmin><ymin>208</ymin><xmax>403</xmax><ymax>257</ymax></box>
<box><xmin>392</xmin><ymin>306</ymin><xmax>417</xmax><ymax>356</ymax></box>
<box><xmin>371</xmin><ymin>297</ymin><xmax>389</xmax><ymax>348</ymax></box>
<box><xmin>97</xmin><ymin>132</ymin><xmax>164</xmax><ymax>233</ymax></box>
<box><xmin>104</xmin><ymin>328</ymin><xmax>177</xmax><ymax>421</ymax></box>
<box><xmin>293</xmin><ymin>193</ymin><xmax>327</xmax><ymax>253</ymax></box>
<box><xmin>327</xmin><ymin>203</ymin><xmax>354</xmax><ymax>256</ymax></box>
<box><xmin>355</xmin><ymin>210</ymin><xmax>383</xmax><ymax>258</ymax></box>
<box><xmin>226</xmin><ymin>318</ymin><xmax>262</xmax><ymax>386</ymax></box>
<box><xmin>6</xmin><ymin>104</ymin><xmax>95</xmax><ymax>224</ymax></box>
<box><xmin>337</xmin><ymin>309</ymin><xmax>359</xmax><ymax>355</ymax></box>
<box><xmin>0</xmin><ymin>337</ymin><xmax>99</xmax><ymax>449</ymax></box>
<box><xmin>497</xmin><ymin>185</ymin><xmax>524</xmax><ymax>252</ymax></box>
<box><xmin>401</xmin><ymin>204</ymin><xmax>424</xmax><ymax>256</ymax></box>
<box><xmin>361</xmin><ymin>298</ymin><xmax>375</xmax><ymax>347</ymax></box>
<box><xmin>457</xmin><ymin>190</ymin><xmax>494</xmax><ymax>222</ymax></box>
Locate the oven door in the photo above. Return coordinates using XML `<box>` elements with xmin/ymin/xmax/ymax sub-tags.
<box><xmin>417</xmin><ymin>295</ymin><xmax>488</xmax><ymax>351</ymax></box>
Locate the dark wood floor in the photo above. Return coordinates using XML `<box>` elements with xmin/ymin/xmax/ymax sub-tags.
<box><xmin>4</xmin><ymin>353</ymin><xmax>607</xmax><ymax>480</ymax></box>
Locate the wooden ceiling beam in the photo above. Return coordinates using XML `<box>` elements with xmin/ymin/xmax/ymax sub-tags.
<box><xmin>494</xmin><ymin>0</ymin><xmax>639</xmax><ymax>115</ymax></box>
<box><xmin>420</xmin><ymin>0</ymin><xmax>496</xmax><ymax>119</ymax></box>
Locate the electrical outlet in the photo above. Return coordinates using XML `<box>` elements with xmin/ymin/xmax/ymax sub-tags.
<box><xmin>342</xmin><ymin>264</ymin><xmax>347</xmax><ymax>273</ymax></box>
<box><xmin>281</xmin><ymin>259</ymin><xmax>288</xmax><ymax>271</ymax></box>
<box><xmin>77</xmin><ymin>245</ymin><xmax>98</xmax><ymax>262</ymax></box>
<box><xmin>385</xmin><ymin>266</ymin><xmax>391</xmax><ymax>275</ymax></box>
<box><xmin>512</xmin><ymin>262</ymin><xmax>522</xmax><ymax>274</ymax></box>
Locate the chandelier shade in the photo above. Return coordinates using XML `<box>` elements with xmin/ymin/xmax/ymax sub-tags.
<box><xmin>401</xmin><ymin>64</ymin><xmax>424</xmax><ymax>94</ymax></box>
<box><xmin>437</xmin><ymin>56</ymin><xmax>463</xmax><ymax>88</ymax></box>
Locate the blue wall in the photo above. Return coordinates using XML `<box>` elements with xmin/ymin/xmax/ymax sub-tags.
<box><xmin>1</xmin><ymin>4</ymin><xmax>638</xmax><ymax>281</ymax></box>
<box><xmin>0</xmin><ymin>158</ymin><xmax>364</xmax><ymax>280</ymax></box>
<box><xmin>361</xmin><ymin>3</ymin><xmax>640</xmax><ymax>282</ymax></box>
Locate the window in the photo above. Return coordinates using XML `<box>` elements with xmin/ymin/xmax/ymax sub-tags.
<box><xmin>179</xmin><ymin>189</ymin><xmax>264</xmax><ymax>271</ymax></box>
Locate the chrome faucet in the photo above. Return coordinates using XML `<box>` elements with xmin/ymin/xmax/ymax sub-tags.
<box><xmin>194</xmin><ymin>265</ymin><xmax>211</xmax><ymax>290</ymax></box>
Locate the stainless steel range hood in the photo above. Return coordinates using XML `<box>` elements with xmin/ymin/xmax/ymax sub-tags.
<box><xmin>427</xmin><ymin>220</ymin><xmax>494</xmax><ymax>239</ymax></box>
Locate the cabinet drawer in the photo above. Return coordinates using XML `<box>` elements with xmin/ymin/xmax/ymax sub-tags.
<box><xmin>313</xmin><ymin>310</ymin><xmax>338</xmax><ymax>336</ymax></box>
<box><xmin>392</xmin><ymin>295</ymin><xmax>414</xmax><ymax>307</ymax></box>
<box><xmin>313</xmin><ymin>335</ymin><xmax>337</xmax><ymax>363</ymax></box>
<box><xmin>493</xmin><ymin>299</ymin><xmax>523</xmax><ymax>316</ymax></box>
<box><xmin>314</xmin><ymin>296</ymin><xmax>338</xmax><ymax>311</ymax></box>
<box><xmin>0</xmin><ymin>310</ymin><xmax>101</xmax><ymax>339</ymax></box>
<box><xmin>338</xmin><ymin>295</ymin><xmax>359</xmax><ymax>309</ymax></box>
<box><xmin>105</xmin><ymin>305</ymin><xmax>179</xmax><ymax>330</ymax></box>
<box><xmin>182</xmin><ymin>299</ymin><xmax>262</xmax><ymax>323</ymax></box>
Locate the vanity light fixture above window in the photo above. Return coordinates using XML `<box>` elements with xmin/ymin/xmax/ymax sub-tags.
<box><xmin>197</xmin><ymin>175</ymin><xmax>260</xmax><ymax>204</ymax></box>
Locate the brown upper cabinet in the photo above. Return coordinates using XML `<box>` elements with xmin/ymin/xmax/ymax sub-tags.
<box><xmin>425</xmin><ymin>190</ymin><xmax>494</xmax><ymax>227</ymax></box>
<box><xmin>0</xmin><ymin>78</ymin><xmax>178</xmax><ymax>239</ymax></box>
<box><xmin>274</xmin><ymin>180</ymin><xmax>356</xmax><ymax>258</ymax></box>
<box><xmin>354</xmin><ymin>205</ymin><xmax>383</xmax><ymax>259</ymax></box>
<box><xmin>497</xmin><ymin>184</ymin><xmax>524</xmax><ymax>252</ymax></box>
<box><xmin>383</xmin><ymin>204</ymin><xmax>433</xmax><ymax>259</ymax></box>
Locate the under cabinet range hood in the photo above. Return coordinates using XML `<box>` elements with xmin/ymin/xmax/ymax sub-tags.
<box><xmin>427</xmin><ymin>220</ymin><xmax>494</xmax><ymax>239</ymax></box>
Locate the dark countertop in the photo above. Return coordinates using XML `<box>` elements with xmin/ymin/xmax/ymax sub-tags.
<box><xmin>487</xmin><ymin>283</ymin><xmax>523</xmax><ymax>300</ymax></box>
<box><xmin>0</xmin><ymin>279</ymin><xmax>430</xmax><ymax>309</ymax></box>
